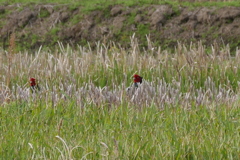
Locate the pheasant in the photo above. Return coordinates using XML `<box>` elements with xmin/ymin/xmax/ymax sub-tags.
<box><xmin>133</xmin><ymin>74</ymin><xmax>143</xmax><ymax>88</ymax></box>
<box><xmin>127</xmin><ymin>74</ymin><xmax>143</xmax><ymax>92</ymax></box>
<box><xmin>29</xmin><ymin>78</ymin><xmax>40</xmax><ymax>93</ymax></box>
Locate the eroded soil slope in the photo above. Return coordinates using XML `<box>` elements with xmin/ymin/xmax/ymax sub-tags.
<box><xmin>0</xmin><ymin>4</ymin><xmax>240</xmax><ymax>50</ymax></box>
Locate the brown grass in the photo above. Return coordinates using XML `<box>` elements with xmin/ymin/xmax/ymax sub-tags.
<box><xmin>0</xmin><ymin>37</ymin><xmax>239</xmax><ymax>107</ymax></box>
<box><xmin>3</xmin><ymin>33</ymin><xmax>16</xmax><ymax>103</ymax></box>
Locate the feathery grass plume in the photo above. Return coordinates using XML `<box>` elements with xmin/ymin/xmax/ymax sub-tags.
<box><xmin>0</xmin><ymin>85</ymin><xmax>12</xmax><ymax>105</ymax></box>
<box><xmin>6</xmin><ymin>33</ymin><xmax>16</xmax><ymax>90</ymax></box>
<box><xmin>0</xmin><ymin>36</ymin><xmax>240</xmax><ymax>107</ymax></box>
<box><xmin>3</xmin><ymin>33</ymin><xmax>16</xmax><ymax>104</ymax></box>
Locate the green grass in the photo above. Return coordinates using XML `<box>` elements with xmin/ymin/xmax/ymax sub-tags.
<box><xmin>1</xmin><ymin>101</ymin><xmax>239</xmax><ymax>159</ymax></box>
<box><xmin>1</xmin><ymin>0</ymin><xmax>240</xmax><ymax>12</ymax></box>
<box><xmin>1</xmin><ymin>0</ymin><xmax>240</xmax><ymax>158</ymax></box>
<box><xmin>1</xmin><ymin>38</ymin><xmax>240</xmax><ymax>159</ymax></box>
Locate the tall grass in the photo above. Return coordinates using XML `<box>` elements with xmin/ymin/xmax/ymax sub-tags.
<box><xmin>1</xmin><ymin>0</ymin><xmax>239</xmax><ymax>9</ymax></box>
<box><xmin>0</xmin><ymin>36</ymin><xmax>240</xmax><ymax>159</ymax></box>
<box><xmin>1</xmin><ymin>36</ymin><xmax>240</xmax><ymax>107</ymax></box>
<box><xmin>1</xmin><ymin>99</ymin><xmax>239</xmax><ymax>159</ymax></box>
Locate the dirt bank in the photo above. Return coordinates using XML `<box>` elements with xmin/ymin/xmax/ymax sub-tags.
<box><xmin>0</xmin><ymin>4</ymin><xmax>240</xmax><ymax>50</ymax></box>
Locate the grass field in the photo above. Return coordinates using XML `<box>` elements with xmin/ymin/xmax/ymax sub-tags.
<box><xmin>1</xmin><ymin>0</ymin><xmax>240</xmax><ymax>10</ymax></box>
<box><xmin>0</xmin><ymin>34</ymin><xmax>240</xmax><ymax>159</ymax></box>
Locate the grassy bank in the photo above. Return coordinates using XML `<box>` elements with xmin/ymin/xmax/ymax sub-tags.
<box><xmin>1</xmin><ymin>0</ymin><xmax>240</xmax><ymax>10</ymax></box>
<box><xmin>1</xmin><ymin>0</ymin><xmax>240</xmax><ymax>51</ymax></box>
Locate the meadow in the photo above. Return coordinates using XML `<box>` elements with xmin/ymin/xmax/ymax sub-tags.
<box><xmin>0</xmin><ymin>34</ymin><xmax>240</xmax><ymax>159</ymax></box>
<box><xmin>1</xmin><ymin>0</ymin><xmax>240</xmax><ymax>10</ymax></box>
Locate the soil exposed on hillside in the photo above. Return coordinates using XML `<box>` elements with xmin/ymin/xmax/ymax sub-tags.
<box><xmin>0</xmin><ymin>4</ymin><xmax>240</xmax><ymax>50</ymax></box>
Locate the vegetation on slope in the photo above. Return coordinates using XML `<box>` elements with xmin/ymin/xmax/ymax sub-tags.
<box><xmin>1</xmin><ymin>0</ymin><xmax>240</xmax><ymax>8</ymax></box>
<box><xmin>0</xmin><ymin>0</ymin><xmax>240</xmax><ymax>51</ymax></box>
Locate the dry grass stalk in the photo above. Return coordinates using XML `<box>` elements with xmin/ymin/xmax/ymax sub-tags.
<box><xmin>3</xmin><ymin>33</ymin><xmax>16</xmax><ymax>103</ymax></box>
<box><xmin>0</xmin><ymin>37</ymin><xmax>239</xmax><ymax>107</ymax></box>
<box><xmin>7</xmin><ymin>33</ymin><xmax>16</xmax><ymax>88</ymax></box>
<box><xmin>58</xmin><ymin>118</ymin><xmax>63</xmax><ymax>135</ymax></box>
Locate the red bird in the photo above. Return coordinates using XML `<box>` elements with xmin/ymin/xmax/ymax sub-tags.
<box><xmin>29</xmin><ymin>78</ymin><xmax>40</xmax><ymax>92</ymax></box>
<box><xmin>133</xmin><ymin>74</ymin><xmax>143</xmax><ymax>88</ymax></box>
